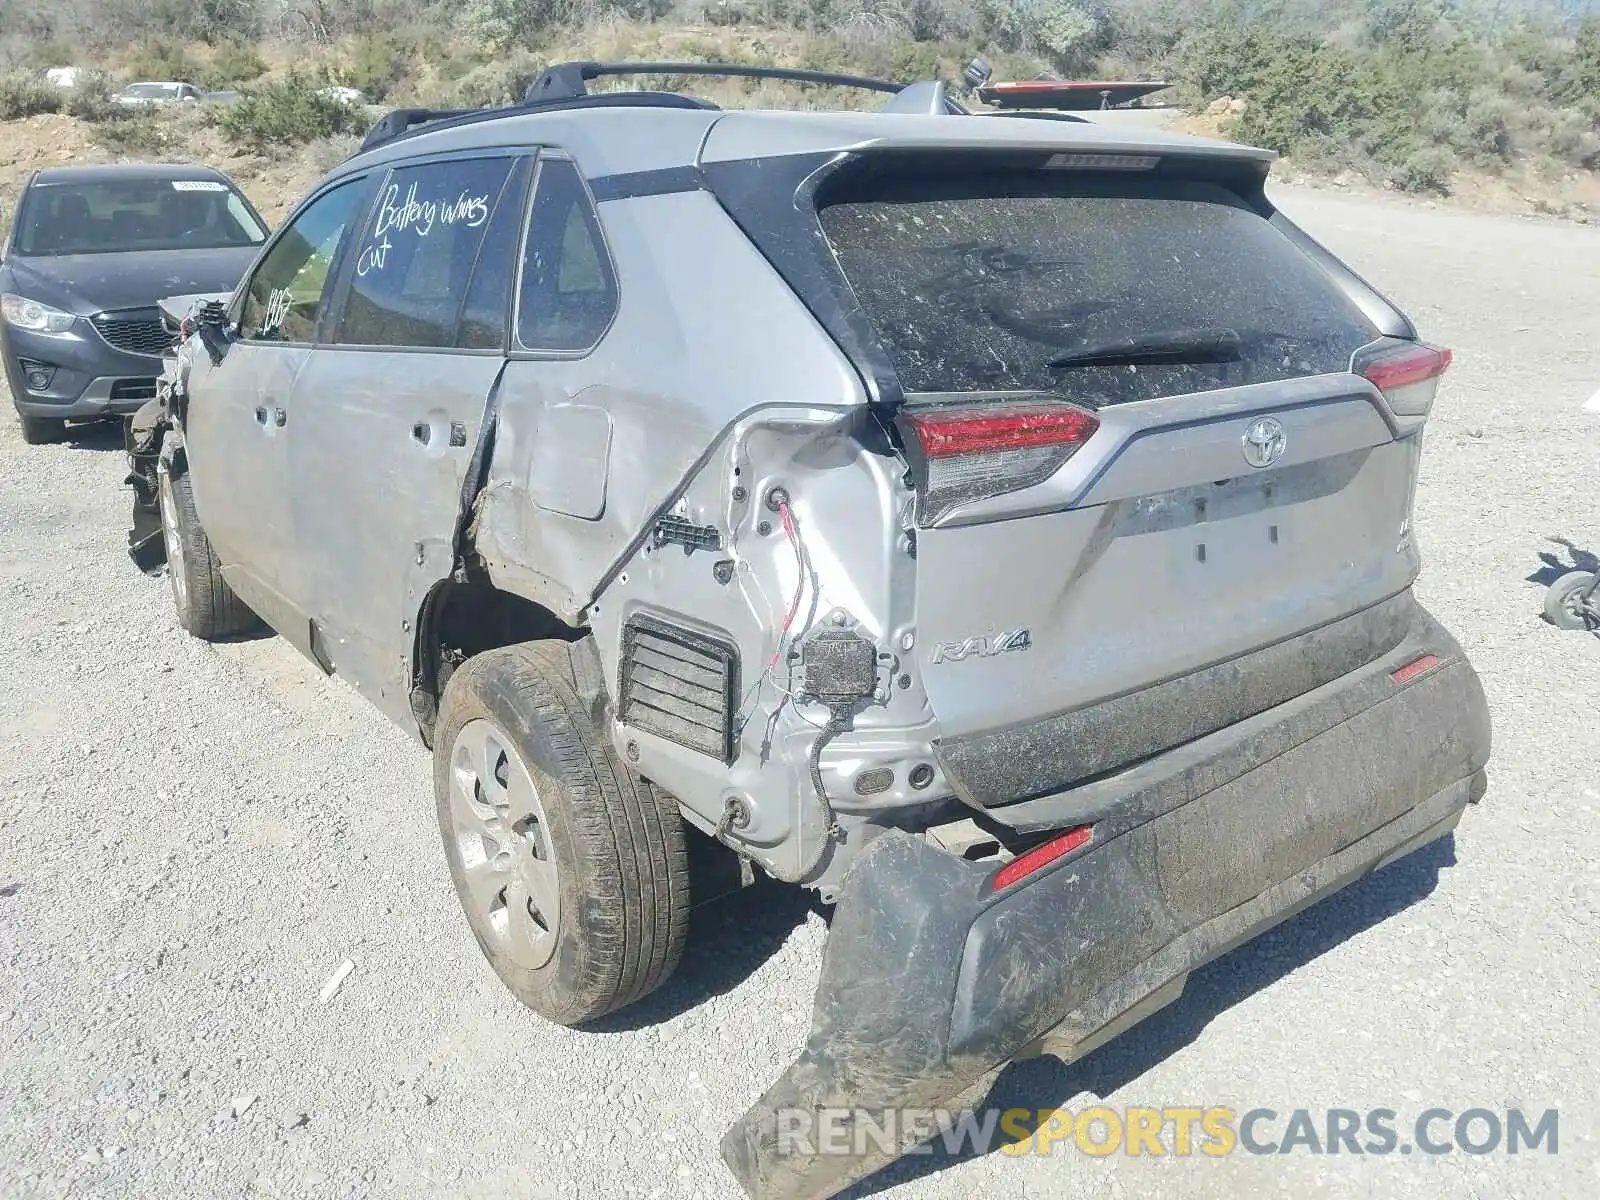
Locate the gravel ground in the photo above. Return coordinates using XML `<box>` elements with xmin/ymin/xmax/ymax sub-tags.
<box><xmin>2</xmin><ymin>187</ymin><xmax>1598</xmax><ymax>1200</ymax></box>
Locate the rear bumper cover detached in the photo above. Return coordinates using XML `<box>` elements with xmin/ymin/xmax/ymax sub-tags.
<box><xmin>722</xmin><ymin>597</ymin><xmax>1490</xmax><ymax>1200</ymax></box>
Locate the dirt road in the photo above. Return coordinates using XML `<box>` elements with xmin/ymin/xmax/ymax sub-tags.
<box><xmin>1</xmin><ymin>187</ymin><xmax>1596</xmax><ymax>1200</ymax></box>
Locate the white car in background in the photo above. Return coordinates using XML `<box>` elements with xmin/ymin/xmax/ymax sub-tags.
<box><xmin>114</xmin><ymin>82</ymin><xmax>205</xmax><ymax>107</ymax></box>
<box><xmin>316</xmin><ymin>86</ymin><xmax>368</xmax><ymax>105</ymax></box>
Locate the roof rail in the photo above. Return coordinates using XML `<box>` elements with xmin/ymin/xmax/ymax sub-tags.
<box><xmin>358</xmin><ymin>106</ymin><xmax>475</xmax><ymax>153</ymax></box>
<box><xmin>522</xmin><ymin>61</ymin><xmax>909</xmax><ymax>105</ymax></box>
<box><xmin>352</xmin><ymin>58</ymin><xmax>979</xmax><ymax>158</ymax></box>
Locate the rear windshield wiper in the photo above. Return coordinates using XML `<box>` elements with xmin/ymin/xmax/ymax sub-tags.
<box><xmin>1045</xmin><ymin>329</ymin><xmax>1244</xmax><ymax>370</ymax></box>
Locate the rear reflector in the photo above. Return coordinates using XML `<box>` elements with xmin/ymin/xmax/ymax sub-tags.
<box><xmin>901</xmin><ymin>403</ymin><xmax>1099</xmax><ymax>523</ymax></box>
<box><xmin>990</xmin><ymin>824</ymin><xmax>1094</xmax><ymax>892</ymax></box>
<box><xmin>1360</xmin><ymin>343</ymin><xmax>1452</xmax><ymax>417</ymax></box>
<box><xmin>1390</xmin><ymin>653</ymin><xmax>1441</xmax><ymax>684</ymax></box>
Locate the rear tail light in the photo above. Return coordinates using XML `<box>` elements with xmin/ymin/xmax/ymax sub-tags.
<box><xmin>991</xmin><ymin>824</ymin><xmax>1094</xmax><ymax>892</ymax></box>
<box><xmin>1358</xmin><ymin>342</ymin><xmax>1452</xmax><ymax>416</ymax></box>
<box><xmin>899</xmin><ymin>403</ymin><xmax>1100</xmax><ymax>523</ymax></box>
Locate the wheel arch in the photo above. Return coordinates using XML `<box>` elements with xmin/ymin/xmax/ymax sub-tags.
<box><xmin>408</xmin><ymin>573</ymin><xmax>593</xmax><ymax>745</ymax></box>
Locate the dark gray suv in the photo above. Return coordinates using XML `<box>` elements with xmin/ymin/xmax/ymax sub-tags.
<box><xmin>130</xmin><ymin>62</ymin><xmax>1492</xmax><ymax>1200</ymax></box>
<box><xmin>1</xmin><ymin>163</ymin><xmax>266</xmax><ymax>443</ymax></box>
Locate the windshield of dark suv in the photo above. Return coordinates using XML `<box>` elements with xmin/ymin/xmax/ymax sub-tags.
<box><xmin>14</xmin><ymin>178</ymin><xmax>267</xmax><ymax>257</ymax></box>
<box><xmin>818</xmin><ymin>172</ymin><xmax>1378</xmax><ymax>405</ymax></box>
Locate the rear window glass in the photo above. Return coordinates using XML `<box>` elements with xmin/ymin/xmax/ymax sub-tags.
<box><xmin>818</xmin><ymin>174</ymin><xmax>1377</xmax><ymax>404</ymax></box>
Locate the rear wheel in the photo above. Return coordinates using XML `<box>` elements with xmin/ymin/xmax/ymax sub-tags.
<box><xmin>1544</xmin><ymin>571</ymin><xmax>1599</xmax><ymax>631</ymax></box>
<box><xmin>433</xmin><ymin>640</ymin><xmax>690</xmax><ymax>1026</ymax></box>
<box><xmin>157</xmin><ymin>462</ymin><xmax>259</xmax><ymax>640</ymax></box>
<box><xmin>16</xmin><ymin>411</ymin><xmax>66</xmax><ymax>445</ymax></box>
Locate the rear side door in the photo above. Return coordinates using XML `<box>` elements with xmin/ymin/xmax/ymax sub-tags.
<box><xmin>186</xmin><ymin>174</ymin><xmax>370</xmax><ymax>647</ymax></box>
<box><xmin>286</xmin><ymin>151</ymin><xmax>530</xmax><ymax>725</ymax></box>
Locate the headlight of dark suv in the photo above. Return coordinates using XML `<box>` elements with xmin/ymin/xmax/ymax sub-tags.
<box><xmin>1</xmin><ymin>293</ymin><xmax>77</xmax><ymax>335</ymax></box>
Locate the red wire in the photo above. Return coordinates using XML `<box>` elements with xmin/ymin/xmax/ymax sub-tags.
<box><xmin>770</xmin><ymin>500</ymin><xmax>805</xmax><ymax>668</ymax></box>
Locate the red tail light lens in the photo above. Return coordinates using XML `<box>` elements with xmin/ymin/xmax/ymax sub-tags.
<box><xmin>907</xmin><ymin>406</ymin><xmax>1100</xmax><ymax>457</ymax></box>
<box><xmin>991</xmin><ymin>824</ymin><xmax>1094</xmax><ymax>893</ymax></box>
<box><xmin>1390</xmin><ymin>653</ymin><xmax>1441</xmax><ymax>684</ymax></box>
<box><xmin>1359</xmin><ymin>343</ymin><xmax>1452</xmax><ymax>416</ymax></box>
<box><xmin>901</xmin><ymin>403</ymin><xmax>1100</xmax><ymax>523</ymax></box>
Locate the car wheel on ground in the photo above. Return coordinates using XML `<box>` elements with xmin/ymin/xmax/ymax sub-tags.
<box><xmin>16</xmin><ymin>411</ymin><xmax>66</xmax><ymax>445</ymax></box>
<box><xmin>157</xmin><ymin>461</ymin><xmax>259</xmax><ymax>639</ymax></box>
<box><xmin>1544</xmin><ymin>570</ymin><xmax>1599</xmax><ymax>630</ymax></box>
<box><xmin>432</xmin><ymin>640</ymin><xmax>690</xmax><ymax>1026</ymax></box>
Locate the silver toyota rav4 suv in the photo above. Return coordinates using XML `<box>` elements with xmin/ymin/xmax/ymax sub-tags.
<box><xmin>130</xmin><ymin>61</ymin><xmax>1491</xmax><ymax>1200</ymax></box>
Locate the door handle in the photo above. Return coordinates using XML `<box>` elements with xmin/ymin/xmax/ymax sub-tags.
<box><xmin>255</xmin><ymin>406</ymin><xmax>268</xmax><ymax>426</ymax></box>
<box><xmin>255</xmin><ymin>406</ymin><xmax>287</xmax><ymax>428</ymax></box>
<box><xmin>413</xmin><ymin>421</ymin><xmax>468</xmax><ymax>449</ymax></box>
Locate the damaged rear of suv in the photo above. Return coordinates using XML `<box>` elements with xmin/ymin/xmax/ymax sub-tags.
<box><xmin>130</xmin><ymin>62</ymin><xmax>1490</xmax><ymax>1200</ymax></box>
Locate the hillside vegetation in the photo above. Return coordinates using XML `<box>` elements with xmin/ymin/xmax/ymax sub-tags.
<box><xmin>0</xmin><ymin>1</ymin><xmax>1597</xmax><ymax>215</ymax></box>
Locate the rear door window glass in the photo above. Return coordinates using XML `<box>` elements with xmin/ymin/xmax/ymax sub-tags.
<box><xmin>455</xmin><ymin>157</ymin><xmax>533</xmax><ymax>350</ymax></box>
<box><xmin>238</xmin><ymin>178</ymin><xmax>367</xmax><ymax>344</ymax></box>
<box><xmin>818</xmin><ymin>173</ymin><xmax>1377</xmax><ymax>404</ymax></box>
<box><xmin>335</xmin><ymin>156</ymin><xmax>519</xmax><ymax>349</ymax></box>
<box><xmin>516</xmin><ymin>158</ymin><xmax>617</xmax><ymax>352</ymax></box>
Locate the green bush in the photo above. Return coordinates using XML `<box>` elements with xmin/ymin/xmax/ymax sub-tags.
<box><xmin>207</xmin><ymin>41</ymin><xmax>267</xmax><ymax>88</ymax></box>
<box><xmin>449</xmin><ymin>51</ymin><xmax>549</xmax><ymax>108</ymax></box>
<box><xmin>326</xmin><ymin>32</ymin><xmax>414</xmax><ymax>102</ymax></box>
<box><xmin>215</xmin><ymin>76</ymin><xmax>371</xmax><ymax>151</ymax></box>
<box><xmin>1175</xmin><ymin>18</ymin><xmax>1594</xmax><ymax>187</ymax></box>
<box><xmin>0</xmin><ymin>72</ymin><xmax>63</xmax><ymax>120</ymax></box>
<box><xmin>1553</xmin><ymin>20</ymin><xmax>1600</xmax><ymax>108</ymax></box>
<box><xmin>93</xmin><ymin>116</ymin><xmax>168</xmax><ymax>156</ymax></box>
<box><xmin>64</xmin><ymin>72</ymin><xmax>122</xmax><ymax>122</ymax></box>
<box><xmin>22</xmin><ymin>40</ymin><xmax>78</xmax><ymax>70</ymax></box>
<box><xmin>1388</xmin><ymin>145</ymin><xmax>1456</xmax><ymax>194</ymax></box>
<box><xmin>124</xmin><ymin>39</ymin><xmax>201</xmax><ymax>85</ymax></box>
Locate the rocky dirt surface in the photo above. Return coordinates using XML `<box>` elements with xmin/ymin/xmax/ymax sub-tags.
<box><xmin>1</xmin><ymin>188</ymin><xmax>1597</xmax><ymax>1200</ymax></box>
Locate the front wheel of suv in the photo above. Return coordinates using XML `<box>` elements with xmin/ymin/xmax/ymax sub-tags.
<box><xmin>433</xmin><ymin>640</ymin><xmax>690</xmax><ymax>1026</ymax></box>
<box><xmin>157</xmin><ymin>462</ymin><xmax>260</xmax><ymax>640</ymax></box>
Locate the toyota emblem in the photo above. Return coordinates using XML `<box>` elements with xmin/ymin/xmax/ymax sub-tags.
<box><xmin>1242</xmin><ymin>416</ymin><xmax>1287</xmax><ymax>469</ymax></box>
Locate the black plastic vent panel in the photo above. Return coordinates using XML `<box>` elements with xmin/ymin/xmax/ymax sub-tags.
<box><xmin>620</xmin><ymin>615</ymin><xmax>740</xmax><ymax>763</ymax></box>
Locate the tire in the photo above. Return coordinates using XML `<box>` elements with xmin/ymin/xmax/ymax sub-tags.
<box><xmin>17</xmin><ymin>411</ymin><xmax>66</xmax><ymax>445</ymax></box>
<box><xmin>1544</xmin><ymin>571</ymin><xmax>1599</xmax><ymax>631</ymax></box>
<box><xmin>157</xmin><ymin>461</ymin><xmax>260</xmax><ymax>640</ymax></box>
<box><xmin>433</xmin><ymin>640</ymin><xmax>690</xmax><ymax>1026</ymax></box>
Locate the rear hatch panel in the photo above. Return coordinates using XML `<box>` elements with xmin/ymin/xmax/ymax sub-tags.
<box><xmin>910</xmin><ymin>379</ymin><xmax>1421</xmax><ymax>805</ymax></box>
<box><xmin>800</xmin><ymin>159</ymin><xmax>1423</xmax><ymax>809</ymax></box>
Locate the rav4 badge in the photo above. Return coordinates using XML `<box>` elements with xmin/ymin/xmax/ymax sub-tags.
<box><xmin>932</xmin><ymin>629</ymin><xmax>1033</xmax><ymax>665</ymax></box>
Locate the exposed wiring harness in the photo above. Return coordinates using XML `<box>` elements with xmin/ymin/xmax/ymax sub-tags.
<box><xmin>733</xmin><ymin>497</ymin><xmax>813</xmax><ymax>736</ymax></box>
<box><xmin>727</xmin><ymin>497</ymin><xmax>844</xmax><ymax>881</ymax></box>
